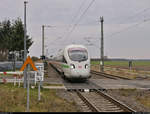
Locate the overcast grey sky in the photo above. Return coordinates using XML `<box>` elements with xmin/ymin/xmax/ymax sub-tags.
<box><xmin>1</xmin><ymin>0</ymin><xmax>150</xmax><ymax>59</ymax></box>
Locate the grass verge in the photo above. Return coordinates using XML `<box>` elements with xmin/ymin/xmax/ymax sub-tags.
<box><xmin>0</xmin><ymin>83</ymin><xmax>79</xmax><ymax>112</ymax></box>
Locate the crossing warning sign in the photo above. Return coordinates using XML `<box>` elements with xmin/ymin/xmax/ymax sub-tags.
<box><xmin>20</xmin><ymin>56</ymin><xmax>37</xmax><ymax>71</ymax></box>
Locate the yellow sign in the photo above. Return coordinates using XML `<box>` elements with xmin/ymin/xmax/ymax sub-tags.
<box><xmin>20</xmin><ymin>56</ymin><xmax>37</xmax><ymax>71</ymax></box>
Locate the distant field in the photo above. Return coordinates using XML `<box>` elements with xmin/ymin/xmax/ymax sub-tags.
<box><xmin>91</xmin><ymin>60</ymin><xmax>150</xmax><ymax>67</ymax></box>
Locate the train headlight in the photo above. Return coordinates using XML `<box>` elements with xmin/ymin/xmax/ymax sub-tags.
<box><xmin>85</xmin><ymin>64</ymin><xmax>89</xmax><ymax>69</ymax></box>
<box><xmin>70</xmin><ymin>64</ymin><xmax>75</xmax><ymax>69</ymax></box>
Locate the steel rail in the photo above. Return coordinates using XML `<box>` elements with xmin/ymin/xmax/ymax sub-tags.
<box><xmin>76</xmin><ymin>91</ymin><xmax>99</xmax><ymax>112</ymax></box>
<box><xmin>95</xmin><ymin>90</ymin><xmax>136</xmax><ymax>112</ymax></box>
<box><xmin>76</xmin><ymin>90</ymin><xmax>136</xmax><ymax>112</ymax></box>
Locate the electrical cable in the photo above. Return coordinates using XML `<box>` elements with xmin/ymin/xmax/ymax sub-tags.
<box><xmin>60</xmin><ymin>0</ymin><xmax>87</xmax><ymax>40</ymax></box>
<box><xmin>106</xmin><ymin>18</ymin><xmax>150</xmax><ymax>39</ymax></box>
<box><xmin>64</xmin><ymin>0</ymin><xmax>95</xmax><ymax>40</ymax></box>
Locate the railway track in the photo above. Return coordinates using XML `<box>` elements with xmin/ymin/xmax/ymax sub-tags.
<box><xmin>76</xmin><ymin>89</ymin><xmax>136</xmax><ymax>112</ymax></box>
<box><xmin>91</xmin><ymin>70</ymin><xmax>131</xmax><ymax>80</ymax></box>
<box><xmin>48</xmin><ymin>62</ymin><xmax>136</xmax><ymax>112</ymax></box>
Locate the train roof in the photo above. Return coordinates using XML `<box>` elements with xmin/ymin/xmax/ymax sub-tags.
<box><xmin>65</xmin><ymin>44</ymin><xmax>87</xmax><ymax>50</ymax></box>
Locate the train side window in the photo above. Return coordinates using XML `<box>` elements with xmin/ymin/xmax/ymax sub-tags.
<box><xmin>63</xmin><ymin>56</ymin><xmax>67</xmax><ymax>63</ymax></box>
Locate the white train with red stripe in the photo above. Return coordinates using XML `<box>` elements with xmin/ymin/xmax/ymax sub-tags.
<box><xmin>52</xmin><ymin>44</ymin><xmax>91</xmax><ymax>81</ymax></box>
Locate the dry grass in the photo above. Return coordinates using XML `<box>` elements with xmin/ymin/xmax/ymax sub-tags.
<box><xmin>136</xmin><ymin>94</ymin><xmax>150</xmax><ymax>109</ymax></box>
<box><xmin>0</xmin><ymin>83</ymin><xmax>80</xmax><ymax>112</ymax></box>
<box><xmin>42</xmin><ymin>83</ymin><xmax>63</xmax><ymax>86</ymax></box>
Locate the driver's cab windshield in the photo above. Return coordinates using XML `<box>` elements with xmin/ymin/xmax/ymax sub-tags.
<box><xmin>68</xmin><ymin>48</ymin><xmax>88</xmax><ymax>62</ymax></box>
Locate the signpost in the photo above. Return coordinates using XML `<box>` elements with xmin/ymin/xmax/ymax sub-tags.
<box><xmin>20</xmin><ymin>56</ymin><xmax>37</xmax><ymax>112</ymax></box>
<box><xmin>35</xmin><ymin>63</ymin><xmax>44</xmax><ymax>101</ymax></box>
<box><xmin>27</xmin><ymin>64</ymin><xmax>30</xmax><ymax>112</ymax></box>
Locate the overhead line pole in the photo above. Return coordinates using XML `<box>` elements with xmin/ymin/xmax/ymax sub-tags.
<box><xmin>41</xmin><ymin>25</ymin><xmax>54</xmax><ymax>60</ymax></box>
<box><xmin>100</xmin><ymin>16</ymin><xmax>104</xmax><ymax>72</ymax></box>
<box><xmin>27</xmin><ymin>64</ymin><xmax>30</xmax><ymax>112</ymax></box>
<box><xmin>24</xmin><ymin>1</ymin><xmax>28</xmax><ymax>88</ymax></box>
<box><xmin>42</xmin><ymin>25</ymin><xmax>44</xmax><ymax>58</ymax></box>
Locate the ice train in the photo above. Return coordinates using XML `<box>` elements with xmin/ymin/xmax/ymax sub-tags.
<box><xmin>52</xmin><ymin>44</ymin><xmax>91</xmax><ymax>80</ymax></box>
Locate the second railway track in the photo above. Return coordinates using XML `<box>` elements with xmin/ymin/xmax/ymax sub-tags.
<box><xmin>91</xmin><ymin>70</ymin><xmax>131</xmax><ymax>80</ymax></box>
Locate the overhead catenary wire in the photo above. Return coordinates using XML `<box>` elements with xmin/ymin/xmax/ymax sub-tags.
<box><xmin>84</xmin><ymin>18</ymin><xmax>150</xmax><ymax>49</ymax></box>
<box><xmin>49</xmin><ymin>1</ymin><xmax>150</xmax><ymax>55</ymax></box>
<box><xmin>122</xmin><ymin>7</ymin><xmax>150</xmax><ymax>23</ymax></box>
<box><xmin>42</xmin><ymin>0</ymin><xmax>87</xmax><ymax>48</ymax></box>
<box><xmin>108</xmin><ymin>7</ymin><xmax>150</xmax><ymax>23</ymax></box>
<box><xmin>64</xmin><ymin>0</ymin><xmax>95</xmax><ymax>41</ymax></box>
<box><xmin>61</xmin><ymin>0</ymin><xmax>87</xmax><ymax>40</ymax></box>
<box><xmin>78</xmin><ymin>8</ymin><xmax>150</xmax><ymax>53</ymax></box>
<box><xmin>69</xmin><ymin>0</ymin><xmax>87</xmax><ymax>27</ymax></box>
<box><xmin>48</xmin><ymin>0</ymin><xmax>87</xmax><ymax>47</ymax></box>
<box><xmin>106</xmin><ymin>18</ymin><xmax>150</xmax><ymax>39</ymax></box>
<box><xmin>52</xmin><ymin>0</ymin><xmax>96</xmax><ymax>49</ymax></box>
<box><xmin>105</xmin><ymin>7</ymin><xmax>150</xmax><ymax>38</ymax></box>
<box><xmin>84</xmin><ymin>6</ymin><xmax>150</xmax><ymax>41</ymax></box>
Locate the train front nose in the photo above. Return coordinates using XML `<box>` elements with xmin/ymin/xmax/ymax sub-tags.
<box><xmin>70</xmin><ymin>63</ymin><xmax>90</xmax><ymax>78</ymax></box>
